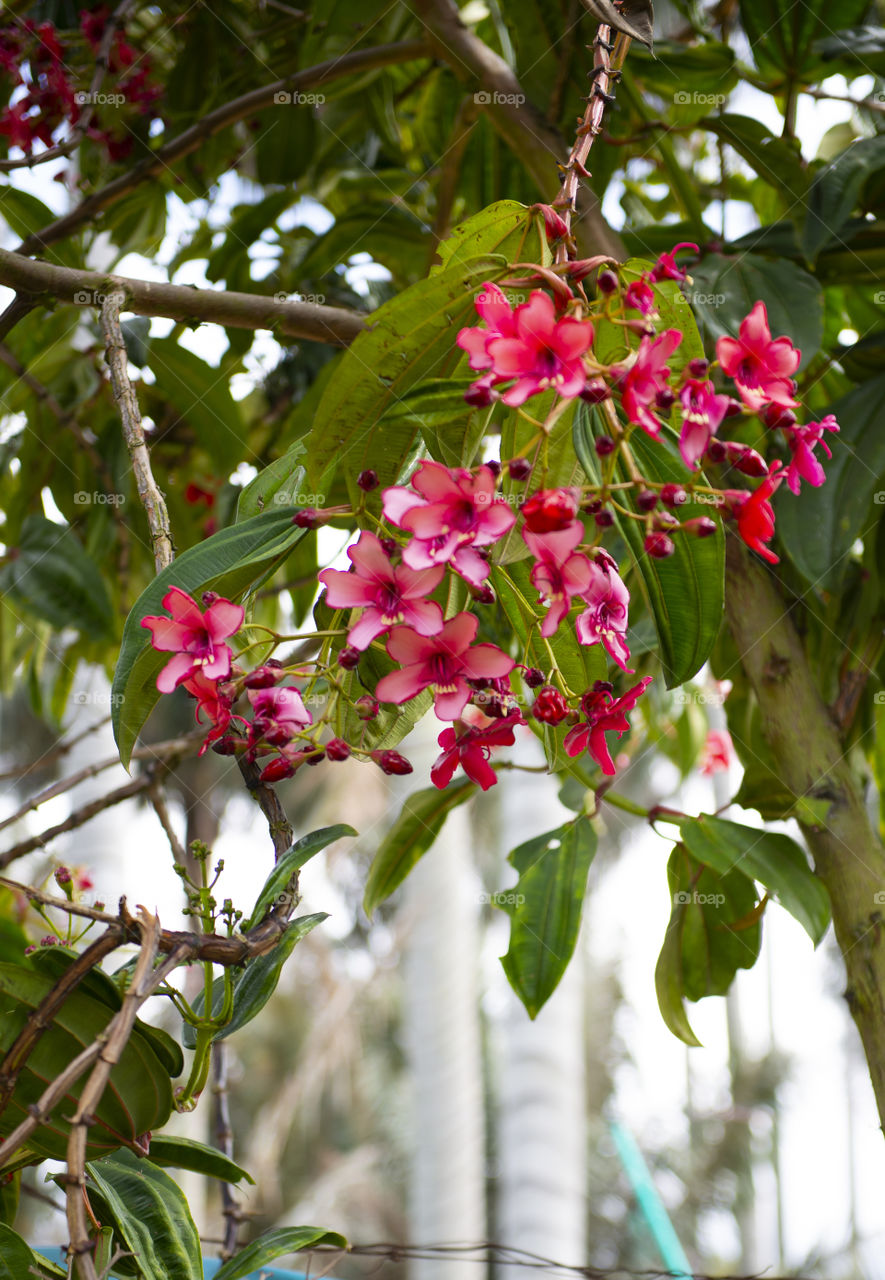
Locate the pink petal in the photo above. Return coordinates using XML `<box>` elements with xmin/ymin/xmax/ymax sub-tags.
<box><xmin>488</xmin><ymin>337</ymin><xmax>539</xmax><ymax>376</ymax></box>
<box><xmin>459</xmin><ymin>642</ymin><xmax>514</xmax><ymax>680</ymax></box>
<box><xmin>348</xmin><ymin>531</ymin><xmax>394</xmax><ymax>583</ymax></box>
<box><xmin>201</xmin><ymin>647</ymin><xmax>233</xmax><ymax>682</ymax></box>
<box><xmin>162</xmin><ymin>586</ymin><xmax>204</xmax><ymax>627</ymax></box>
<box><xmin>399</xmin><ymin>598</ymin><xmax>445</xmax><ymax>635</ymax></box>
<box><xmin>515</xmin><ymin>291</ymin><xmax>556</xmax><ymax>344</ymax></box>
<box><xmin>740</xmin><ymin>301</ymin><xmax>771</xmax><ymax>350</ymax></box>
<box><xmin>346</xmin><ymin>608</ymin><xmax>388</xmax><ymax>650</ymax></box>
<box><xmin>715</xmin><ymin>335</ymin><xmax>742</xmax><ymax>376</ymax></box>
<box><xmin>433</xmin><ymin>680</ymin><xmax>471</xmax><ymax>721</ymax></box>
<box><xmin>457</xmin><ymin>326</ymin><xmax>493</xmax><ymax>370</ymax></box>
<box><xmin>412</xmin><ymin>461</ymin><xmax>467</xmax><ymax>503</ymax></box>
<box><xmin>473</xmin><ymin>501</ymin><xmax>516</xmax><ymax>544</ymax></box>
<box><xmin>430</xmin><ymin>745</ymin><xmax>459</xmax><ymax>790</ymax></box>
<box><xmin>318</xmin><ymin>567</ymin><xmax>377</xmax><ymax>609</ymax></box>
<box><xmin>524</xmin><ymin>523</ymin><xmax>584</xmax><ymax>565</ymax></box>
<box><xmin>204</xmin><ymin>599</ymin><xmax>245</xmax><ymax>643</ymax></box>
<box><xmin>382</xmin><ymin>486</ymin><xmax>425</xmax><ymax>526</ymax></box>
<box><xmin>142</xmin><ymin>615</ymin><xmax>193</xmax><ymax>652</ymax></box>
<box><xmin>394</xmin><ymin>563</ymin><xmax>446</xmax><ymax>599</ymax></box>
<box><xmin>376</xmin><ymin>664</ymin><xmax>431</xmax><ymax>705</ymax></box>
<box><xmin>435</xmin><ymin>612</ymin><xmax>479</xmax><ymax>655</ymax></box>
<box><xmin>156</xmin><ymin>651</ymin><xmax>197</xmax><ymax>693</ymax></box>
<box><xmin>552</xmin><ymin>317</ymin><xmax>594</xmax><ymax>360</ymax></box>
<box><xmin>385</xmin><ymin>626</ymin><xmax>442</xmax><ymax>667</ymax></box>
<box><xmin>461</xmin><ymin>742</ymin><xmax>499</xmax><ymax>790</ymax></box>
<box><xmin>451</xmin><ymin>545</ymin><xmax>491</xmax><ymax>587</ymax></box>
<box><xmin>563</xmin><ymin>723</ymin><xmax>589</xmax><ymax>758</ymax></box>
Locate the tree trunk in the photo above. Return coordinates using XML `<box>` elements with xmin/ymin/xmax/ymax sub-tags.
<box><xmin>724</xmin><ymin>536</ymin><xmax>885</xmax><ymax>1134</ymax></box>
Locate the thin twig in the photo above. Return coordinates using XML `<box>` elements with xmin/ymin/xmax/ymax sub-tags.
<box><xmin>0</xmin><ymin>715</ymin><xmax>112</xmax><ymax>783</ymax></box>
<box><xmin>236</xmin><ymin>755</ymin><xmax>294</xmax><ymax>863</ymax></box>
<box><xmin>64</xmin><ymin>910</ymin><xmax>163</xmax><ymax>1280</ymax></box>
<box><xmin>212</xmin><ymin>1042</ymin><xmax>242</xmax><ymax>1259</ymax></box>
<box><xmin>148</xmin><ymin>783</ymin><xmax>187</xmax><ymax>864</ymax></box>
<box><xmin>100</xmin><ymin>290</ymin><xmax>174</xmax><ymax>573</ymax></box>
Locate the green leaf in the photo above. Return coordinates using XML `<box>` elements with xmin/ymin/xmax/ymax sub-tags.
<box><xmin>803</xmin><ymin>135</ymin><xmax>885</xmax><ymax>264</ymax></box>
<box><xmin>0</xmin><ymin>190</ymin><xmax>79</xmax><ymax>266</ymax></box>
<box><xmin>363</xmin><ymin>779</ymin><xmax>476</xmax><ymax>916</ymax></box>
<box><xmin>593</xmin><ymin>259</ymin><xmax>704</xmax><ymax>372</ymax></box>
<box><xmin>0</xmin><ymin>1225</ymin><xmax>66</xmax><ymax>1279</ymax></box>
<box><xmin>739</xmin><ymin>0</ymin><xmax>869</xmax><ymax>78</ymax></box>
<box><xmin>497</xmin><ymin>816</ymin><xmax>597</xmax><ymax>1018</ymax></box>
<box><xmin>678</xmin><ymin>814</ymin><xmax>831</xmax><ymax>944</ymax></box>
<box><xmin>242</xmin><ymin>824</ymin><xmax>357</xmax><ymax>930</ymax></box>
<box><xmin>305</xmin><ymin>255</ymin><xmax>506</xmax><ymax>498</ymax></box>
<box><xmin>111</xmin><ymin>509</ymin><xmax>307</xmax><ymax>768</ymax></box>
<box><xmin>432</xmin><ymin>200</ymin><xmax>546</xmax><ymax>272</ymax></box>
<box><xmin>655</xmin><ymin>845</ymin><xmax>762</xmax><ymax>1046</ymax></box>
<box><xmin>775</xmin><ymin>373</ymin><xmax>885</xmax><ymax>589</ymax></box>
<box><xmin>574</xmin><ymin>408</ymin><xmax>724</xmax><ymax>687</ymax></box>
<box><xmin>148</xmin><ymin>338</ymin><xmax>246</xmax><ymax>473</ymax></box>
<box><xmin>213</xmin><ymin>1226</ymin><xmax>348</xmax><ymax>1280</ymax></box>
<box><xmin>147</xmin><ymin>1136</ymin><xmax>255</xmax><ymax>1185</ymax></box>
<box><xmin>0</xmin><ymin>515</ymin><xmax>115</xmax><ymax>639</ymax></box>
<box><xmin>235</xmin><ymin>442</ymin><xmax>309</xmax><ymax>521</ymax></box>
<box><xmin>703</xmin><ymin>116</ymin><xmax>807</xmax><ymax>208</ymax></box>
<box><xmin>688</xmin><ymin>252</ymin><xmax>823</xmax><ymax>370</ymax></box>
<box><xmin>86</xmin><ymin>1151</ymin><xmax>203</xmax><ymax>1280</ymax></box>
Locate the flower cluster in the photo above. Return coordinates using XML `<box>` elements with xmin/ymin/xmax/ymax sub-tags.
<box><xmin>0</xmin><ymin>13</ymin><xmax>161</xmax><ymax>163</ymax></box>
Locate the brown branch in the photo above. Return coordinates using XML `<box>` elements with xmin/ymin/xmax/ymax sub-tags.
<box><xmin>212</xmin><ymin>1042</ymin><xmax>242</xmax><ymax>1259</ymax></box>
<box><xmin>15</xmin><ymin>41</ymin><xmax>429</xmax><ymax>259</ymax></box>
<box><xmin>0</xmin><ymin>248</ymin><xmax>366</xmax><ymax>347</ymax></box>
<box><xmin>0</xmin><ymin>714</ymin><xmax>112</xmax><ymax>783</ymax></box>
<box><xmin>407</xmin><ymin>0</ymin><xmax>624</xmax><ymax>260</ymax></box>
<box><xmin>101</xmin><ymin>289</ymin><xmax>174</xmax><ymax>572</ymax></box>
<box><xmin>0</xmin><ymin>733</ymin><xmax>199</xmax><ymax>837</ymax></box>
<box><xmin>65</xmin><ymin>910</ymin><xmax>162</xmax><ymax>1280</ymax></box>
<box><xmin>236</xmin><ymin>756</ymin><xmax>294</xmax><ymax>863</ymax></box>
<box><xmin>0</xmin><ymin>0</ymin><xmax>138</xmax><ymax>173</ymax></box>
<box><xmin>0</xmin><ymin>927</ymin><xmax>126</xmax><ymax>1123</ymax></box>
<box><xmin>148</xmin><ymin>785</ymin><xmax>187</xmax><ymax>864</ymax></box>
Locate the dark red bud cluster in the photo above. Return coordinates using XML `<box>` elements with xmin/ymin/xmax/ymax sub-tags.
<box><xmin>531</xmin><ymin>685</ymin><xmax>571</xmax><ymax>725</ymax></box>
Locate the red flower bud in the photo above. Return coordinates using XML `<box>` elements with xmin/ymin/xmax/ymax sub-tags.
<box><xmin>523</xmin><ymin>667</ymin><xmax>546</xmax><ymax>688</ymax></box>
<box><xmin>355</xmin><ymin>695</ymin><xmax>379</xmax><ymax>720</ymax></box>
<box><xmin>521</xmin><ymin>488</ymin><xmax>579</xmax><ymax>533</ymax></box>
<box><xmin>595</xmin><ymin>435</ymin><xmax>617</xmax><ymax>456</ymax></box>
<box><xmin>531</xmin><ymin>685</ymin><xmax>571</xmax><ymax>725</ymax></box>
<box><xmin>245</xmin><ymin>665</ymin><xmax>281</xmax><ymax>689</ymax></box>
<box><xmin>508</xmin><ymin>457</ymin><xmax>533</xmax><ymax>482</ymax></box>
<box><xmin>644</xmin><ymin>531</ymin><xmax>676</xmax><ymax>558</ymax></box>
<box><xmin>372</xmin><ymin>749</ymin><xmax>413</xmax><ymax>775</ymax></box>
<box><xmin>636</xmin><ymin>489</ymin><xmax>658</xmax><ymax>512</ymax></box>
<box><xmin>579</xmin><ymin>378</ymin><xmax>610</xmax><ymax>404</ymax></box>
<box><xmin>594</xmin><ymin>509</ymin><xmax>615</xmax><ymax>529</ymax></box>
<box><xmin>326</xmin><ymin>738</ymin><xmax>351</xmax><ymax>761</ymax></box>
<box><xmin>357</xmin><ymin>469</ymin><xmax>379</xmax><ymax>491</ymax></box>
<box><xmin>597</xmin><ymin>269</ymin><xmax>619</xmax><ymax>295</ymax></box>
<box><xmin>682</xmin><ymin>516</ymin><xmax>718</xmax><ymax>538</ymax></box>
<box><xmin>260</xmin><ymin>758</ymin><xmax>296</xmax><ymax>782</ymax></box>
<box><xmin>337</xmin><ymin>646</ymin><xmax>361</xmax><ymax>670</ymax></box>
<box><xmin>660</xmin><ymin>483</ymin><xmax>687</xmax><ymax>508</ymax></box>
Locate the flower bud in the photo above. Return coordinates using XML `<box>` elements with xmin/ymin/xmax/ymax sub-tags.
<box><xmin>687</xmin><ymin>357</ymin><xmax>709</xmax><ymax>378</ymax></box>
<box><xmin>201</xmin><ymin>591</ymin><xmax>220</xmax><ymax>607</ymax></box>
<box><xmin>531</xmin><ymin>685</ymin><xmax>571</xmax><ymax>725</ymax></box>
<box><xmin>579</xmin><ymin>378</ymin><xmax>610</xmax><ymax>404</ymax></box>
<box><xmin>762</xmin><ymin>404</ymin><xmax>796</xmax><ymax>431</ymax></box>
<box><xmin>355</xmin><ymin>695</ymin><xmax>379</xmax><ymax>720</ymax></box>
<box><xmin>682</xmin><ymin>516</ymin><xmax>718</xmax><ymax>538</ymax></box>
<box><xmin>337</xmin><ymin>646</ymin><xmax>361</xmax><ymax>670</ymax></box>
<box><xmin>326</xmin><ymin>738</ymin><xmax>351</xmax><ymax>761</ymax></box>
<box><xmin>372</xmin><ymin>749</ymin><xmax>413</xmax><ymax>775</ymax></box>
<box><xmin>508</xmin><ymin>457</ymin><xmax>533</xmax><ymax>481</ymax></box>
<box><xmin>594</xmin><ymin>509</ymin><xmax>615</xmax><ymax>529</ymax></box>
<box><xmin>521</xmin><ymin>488</ymin><xmax>579</xmax><ymax>533</ymax></box>
<box><xmin>660</xmin><ymin>483</ymin><xmax>687</xmax><ymax>508</ymax></box>
<box><xmin>644</xmin><ymin>531</ymin><xmax>676</xmax><ymax>558</ymax></box>
<box><xmin>357</xmin><ymin>469</ymin><xmax>379</xmax><ymax>492</ymax></box>
<box><xmin>244</xmin><ymin>665</ymin><xmax>281</xmax><ymax>689</ymax></box>
<box><xmin>260</xmin><ymin>758</ymin><xmax>296</xmax><ymax>783</ymax></box>
<box><xmin>523</xmin><ymin>667</ymin><xmax>545</xmax><ymax>688</ymax></box>
<box><xmin>212</xmin><ymin>735</ymin><xmax>240</xmax><ymax>756</ymax></box>
<box><xmin>292</xmin><ymin>508</ymin><xmax>319</xmax><ymax>529</ymax></box>
<box><xmin>636</xmin><ymin>489</ymin><xmax>658</xmax><ymax>512</ymax></box>
<box><xmin>595</xmin><ymin>435</ymin><xmax>616</xmax><ymax>456</ymax></box>
<box><xmin>597</xmin><ymin>269</ymin><xmax>619</xmax><ymax>295</ymax></box>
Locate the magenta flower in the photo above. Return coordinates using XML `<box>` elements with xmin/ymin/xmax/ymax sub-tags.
<box><xmin>575</xmin><ymin>561</ymin><xmax>633</xmax><ymax>671</ymax></box>
<box><xmin>376</xmin><ymin>612</ymin><xmax>515</xmax><ymax>721</ymax></box>
<box><xmin>142</xmin><ymin>586</ymin><xmax>244</xmax><ymax>694</ymax></box>
<box><xmin>182</xmin><ymin>671</ymin><xmax>239</xmax><ymax>755</ymax></box>
<box><xmin>648</xmin><ymin>242</ymin><xmax>698</xmax><ymax>285</ymax></box>
<box><xmin>678</xmin><ymin>378</ymin><xmax>732</xmax><ymax>469</ymax></box>
<box><xmin>523</xmin><ymin>523</ymin><xmax>593</xmax><ymax>637</ymax></box>
<box><xmin>716</xmin><ymin>301</ymin><xmax>800</xmax><ymax>411</ymax></box>
<box><xmin>430</xmin><ymin>711</ymin><xmax>525</xmax><ymax>791</ymax></box>
<box><xmin>382</xmin><ymin>461</ymin><xmax>515</xmax><ymax>588</ymax></box>
<box><xmin>624</xmin><ymin>277</ymin><xmax>656</xmax><ymax>317</ymax></box>
<box><xmin>318</xmin><ymin>532</ymin><xmax>444</xmax><ymax>651</ymax></box>
<box><xmin>618</xmin><ymin>329</ymin><xmax>682</xmax><ymax>438</ymax></box>
<box><xmin>486</xmin><ymin>290</ymin><xmax>593</xmax><ymax>405</ymax></box>
<box><xmin>783</xmin><ymin>414</ymin><xmax>839</xmax><ymax>495</ymax></box>
<box><xmin>457</xmin><ymin>282</ymin><xmax>519</xmax><ymax>371</ymax></box>
<box><xmin>248</xmin><ymin>685</ymin><xmax>312</xmax><ymax>738</ymax></box>
<box><xmin>563</xmin><ymin>677</ymin><xmax>653</xmax><ymax>775</ymax></box>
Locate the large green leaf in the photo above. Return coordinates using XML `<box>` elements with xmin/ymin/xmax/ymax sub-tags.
<box><xmin>432</xmin><ymin>200</ymin><xmax>547</xmax><ymax>272</ymax></box>
<box><xmin>148</xmin><ymin>338</ymin><xmax>246</xmax><ymax>473</ymax></box>
<box><xmin>111</xmin><ymin>510</ymin><xmax>307</xmax><ymax>768</ymax></box>
<box><xmin>678</xmin><ymin>814</ymin><xmax>831</xmax><ymax>944</ymax></box>
<box><xmin>363</xmin><ymin>779</ymin><xmax>476</xmax><ymax>916</ymax></box>
<box><xmin>213</xmin><ymin>1226</ymin><xmax>348</xmax><ymax>1280</ymax></box>
<box><xmin>147</xmin><ymin>1136</ymin><xmax>255</xmax><ymax>1185</ymax></box>
<box><xmin>235</xmin><ymin>442</ymin><xmax>308</xmax><ymax>522</ymax></box>
<box><xmin>0</xmin><ymin>1225</ymin><xmax>65</xmax><ymax>1279</ymax></box>
<box><xmin>775</xmin><ymin>373</ymin><xmax>885</xmax><ymax>589</ymax></box>
<box><xmin>87</xmin><ymin>1151</ymin><xmax>203</xmax><ymax>1280</ymax></box>
<box><xmin>803</xmin><ymin>135</ymin><xmax>885</xmax><ymax>264</ymax></box>
<box><xmin>574</xmin><ymin>408</ymin><xmax>725</xmax><ymax>688</ymax></box>
<box><xmin>242</xmin><ymin>824</ymin><xmax>357</xmax><ymax>930</ymax></box>
<box><xmin>305</xmin><ymin>254</ymin><xmax>506</xmax><ymax>498</ymax></box>
<box><xmin>655</xmin><ymin>845</ymin><xmax>762</xmax><ymax>1046</ymax></box>
<box><xmin>497</xmin><ymin>816</ymin><xmax>597</xmax><ymax>1018</ymax></box>
<box><xmin>739</xmin><ymin>0</ymin><xmax>869</xmax><ymax>79</ymax></box>
<box><xmin>688</xmin><ymin>252</ymin><xmax>823</xmax><ymax>369</ymax></box>
<box><xmin>703</xmin><ymin>115</ymin><xmax>807</xmax><ymax>209</ymax></box>
<box><xmin>0</xmin><ymin>515</ymin><xmax>115</xmax><ymax>639</ymax></box>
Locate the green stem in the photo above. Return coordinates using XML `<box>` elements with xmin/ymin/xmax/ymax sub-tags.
<box><xmin>600</xmin><ymin>791</ymin><xmax>649</xmax><ymax>818</ymax></box>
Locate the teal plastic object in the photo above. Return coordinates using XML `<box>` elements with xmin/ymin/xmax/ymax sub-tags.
<box><xmin>38</xmin><ymin>1249</ymin><xmax>335</xmax><ymax>1279</ymax></box>
<box><xmin>608</xmin><ymin>1118</ymin><xmax>693</xmax><ymax>1278</ymax></box>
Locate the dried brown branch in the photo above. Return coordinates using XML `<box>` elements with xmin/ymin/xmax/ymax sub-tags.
<box><xmin>0</xmin><ymin>248</ymin><xmax>366</xmax><ymax>347</ymax></box>
<box><xmin>148</xmin><ymin>785</ymin><xmax>187</xmax><ymax>864</ymax></box>
<box><xmin>236</xmin><ymin>756</ymin><xmax>294</xmax><ymax>863</ymax></box>
<box><xmin>100</xmin><ymin>290</ymin><xmax>174</xmax><ymax>572</ymax></box>
<box><xmin>64</xmin><ymin>909</ymin><xmax>162</xmax><ymax>1280</ymax></box>
<box><xmin>0</xmin><ymin>926</ymin><xmax>126</xmax><ymax>1123</ymax></box>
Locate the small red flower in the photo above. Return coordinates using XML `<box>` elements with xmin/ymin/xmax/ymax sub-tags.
<box><xmin>376</xmin><ymin>612</ymin><xmax>514</xmax><ymax>721</ymax></box>
<box><xmin>521</xmin><ymin>488</ymin><xmax>580</xmax><ymax>533</ymax></box>
<box><xmin>431</xmin><ymin>711</ymin><xmax>525</xmax><ymax>791</ymax></box>
<box><xmin>648</xmin><ymin>242</ymin><xmax>698</xmax><ymax>285</ymax></box>
<box><xmin>699</xmin><ymin>729</ymin><xmax>732</xmax><ymax>775</ymax></box>
<box><xmin>618</xmin><ymin>330</ymin><xmax>682</xmax><ymax>439</ymax></box>
<box><xmin>716</xmin><ymin>301</ymin><xmax>800</xmax><ymax>411</ymax></box>
<box><xmin>182</xmin><ymin>670</ymin><xmax>238</xmax><ymax>755</ymax></box>
<box><xmin>142</xmin><ymin>587</ymin><xmax>244</xmax><ymax>694</ymax></box>
<box><xmin>722</xmin><ymin>463</ymin><xmax>785</xmax><ymax>564</ymax></box>
<box><xmin>563</xmin><ymin>677</ymin><xmax>653</xmax><ymax>775</ymax></box>
<box><xmin>531</xmin><ymin>685</ymin><xmax>571</xmax><ymax>725</ymax></box>
<box><xmin>678</xmin><ymin>378</ymin><xmax>731</xmax><ymax>469</ymax></box>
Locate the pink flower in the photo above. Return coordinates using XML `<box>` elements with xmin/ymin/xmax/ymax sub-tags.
<box><xmin>459</xmin><ymin>287</ymin><xmax>593</xmax><ymax>407</ymax></box>
<box><xmin>618</xmin><ymin>329</ymin><xmax>682</xmax><ymax>438</ymax></box>
<box><xmin>624</xmin><ymin>277</ymin><xmax>656</xmax><ymax>317</ymax></box>
<box><xmin>457</xmin><ymin>283</ymin><xmax>519</xmax><ymax>371</ymax></box>
<box><xmin>318</xmin><ymin>532</ymin><xmax>444</xmax><ymax>651</ymax></box>
<box><xmin>376</xmin><ymin>612</ymin><xmax>515</xmax><ymax>721</ymax></box>
<box><xmin>722</xmin><ymin>463</ymin><xmax>784</xmax><ymax>564</ymax></box>
<box><xmin>563</xmin><ymin>677</ymin><xmax>653</xmax><ymax>775</ymax></box>
<box><xmin>183</xmin><ymin>670</ymin><xmax>238</xmax><ymax>754</ymax></box>
<box><xmin>142</xmin><ymin>587</ymin><xmax>244</xmax><ymax>694</ymax></box>
<box><xmin>248</xmin><ymin>684</ymin><xmax>312</xmax><ymax>740</ymax></box>
<box><xmin>382</xmin><ymin>461</ymin><xmax>515</xmax><ymax>588</ymax></box>
<box><xmin>648</xmin><ymin>242</ymin><xmax>698</xmax><ymax>285</ymax></box>
<box><xmin>524</xmin><ymin>523</ymin><xmax>593</xmax><ymax>637</ymax></box>
<box><xmin>678</xmin><ymin>378</ymin><xmax>732</xmax><ymax>469</ymax></box>
<box><xmin>431</xmin><ymin>711</ymin><xmax>525</xmax><ymax>791</ymax></box>
<box><xmin>783</xmin><ymin>414</ymin><xmax>839</xmax><ymax>495</ymax></box>
<box><xmin>575</xmin><ymin>561</ymin><xmax>633</xmax><ymax>671</ymax></box>
<box><xmin>716</xmin><ymin>301</ymin><xmax>800</xmax><ymax>411</ymax></box>
<box><xmin>699</xmin><ymin>728</ymin><xmax>732</xmax><ymax>775</ymax></box>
